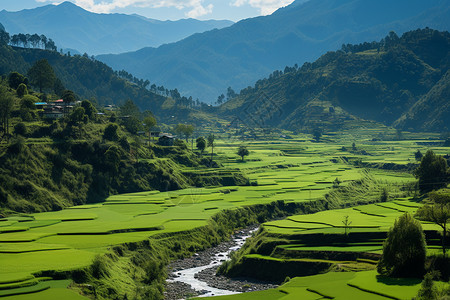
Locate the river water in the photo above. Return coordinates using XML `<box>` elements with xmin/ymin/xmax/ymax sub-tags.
<box><xmin>166</xmin><ymin>228</ymin><xmax>260</xmax><ymax>298</ymax></box>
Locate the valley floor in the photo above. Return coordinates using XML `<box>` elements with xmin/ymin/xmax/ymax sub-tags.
<box><xmin>0</xmin><ymin>128</ymin><xmax>447</xmax><ymax>299</ymax></box>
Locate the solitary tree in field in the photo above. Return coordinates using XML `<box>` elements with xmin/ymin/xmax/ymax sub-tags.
<box><xmin>342</xmin><ymin>215</ymin><xmax>352</xmax><ymax>237</ymax></box>
<box><xmin>196</xmin><ymin>137</ymin><xmax>206</xmax><ymax>156</ymax></box>
<box><xmin>207</xmin><ymin>134</ymin><xmax>215</xmax><ymax>161</ymax></box>
<box><xmin>377</xmin><ymin>213</ymin><xmax>426</xmax><ymax>277</ymax></box>
<box><xmin>416</xmin><ymin>192</ymin><xmax>450</xmax><ymax>256</ymax></box>
<box><xmin>414</xmin><ymin>150</ymin><xmax>448</xmax><ymax>192</ymax></box>
<box><xmin>237</xmin><ymin>145</ymin><xmax>249</xmax><ymax>161</ymax></box>
<box><xmin>27</xmin><ymin>59</ymin><xmax>56</xmax><ymax>93</ymax></box>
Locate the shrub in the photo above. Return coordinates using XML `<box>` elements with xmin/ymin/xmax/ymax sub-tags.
<box><xmin>377</xmin><ymin>213</ymin><xmax>426</xmax><ymax>277</ymax></box>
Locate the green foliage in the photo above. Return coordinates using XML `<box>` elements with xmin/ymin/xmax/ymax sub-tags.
<box><xmin>416</xmin><ymin>272</ymin><xmax>437</xmax><ymax>300</ymax></box>
<box><xmin>16</xmin><ymin>83</ymin><xmax>28</xmax><ymax>97</ymax></box>
<box><xmin>377</xmin><ymin>213</ymin><xmax>426</xmax><ymax>277</ymax></box>
<box><xmin>0</xmin><ymin>84</ymin><xmax>14</xmax><ymax>137</ymax></box>
<box><xmin>103</xmin><ymin>123</ymin><xmax>119</xmax><ymax>141</ymax></box>
<box><xmin>69</xmin><ymin>107</ymin><xmax>85</xmax><ymax>123</ymax></box>
<box><xmin>61</xmin><ymin>90</ymin><xmax>76</xmax><ymax>103</ymax></box>
<box><xmin>8</xmin><ymin>72</ymin><xmax>27</xmax><ymax>90</ymax></box>
<box><xmin>196</xmin><ymin>137</ymin><xmax>206</xmax><ymax>155</ymax></box>
<box><xmin>237</xmin><ymin>145</ymin><xmax>249</xmax><ymax>161</ymax></box>
<box><xmin>312</xmin><ymin>128</ymin><xmax>322</xmax><ymax>142</ymax></box>
<box><xmin>207</xmin><ymin>133</ymin><xmax>215</xmax><ymax>161</ymax></box>
<box><xmin>14</xmin><ymin>122</ymin><xmax>27</xmax><ymax>136</ymax></box>
<box><xmin>416</xmin><ymin>192</ymin><xmax>450</xmax><ymax>256</ymax></box>
<box><xmin>415</xmin><ymin>150</ymin><xmax>424</xmax><ymax>161</ymax></box>
<box><xmin>120</xmin><ymin>99</ymin><xmax>141</xmax><ymax>118</ymax></box>
<box><xmin>122</xmin><ymin>116</ymin><xmax>143</xmax><ymax>134</ymax></box>
<box><xmin>174</xmin><ymin>123</ymin><xmax>194</xmax><ymax>141</ymax></box>
<box><xmin>27</xmin><ymin>59</ymin><xmax>56</xmax><ymax>93</ymax></box>
<box><xmin>80</xmin><ymin>100</ymin><xmax>97</xmax><ymax>120</ymax></box>
<box><xmin>414</xmin><ymin>150</ymin><xmax>448</xmax><ymax>192</ymax></box>
<box><xmin>342</xmin><ymin>215</ymin><xmax>352</xmax><ymax>237</ymax></box>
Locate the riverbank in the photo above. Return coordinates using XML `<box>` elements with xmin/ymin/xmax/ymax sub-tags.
<box><xmin>164</xmin><ymin>226</ymin><xmax>277</xmax><ymax>299</ymax></box>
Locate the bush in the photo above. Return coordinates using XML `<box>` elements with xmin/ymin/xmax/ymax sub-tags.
<box><xmin>377</xmin><ymin>213</ymin><xmax>426</xmax><ymax>277</ymax></box>
<box><xmin>14</xmin><ymin>122</ymin><xmax>27</xmax><ymax>136</ymax></box>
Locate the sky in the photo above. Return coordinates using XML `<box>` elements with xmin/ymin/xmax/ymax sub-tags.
<box><xmin>0</xmin><ymin>0</ymin><xmax>298</xmax><ymax>21</ymax></box>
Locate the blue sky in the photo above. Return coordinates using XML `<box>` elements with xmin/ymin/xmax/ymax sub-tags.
<box><xmin>0</xmin><ymin>0</ymin><xmax>298</xmax><ymax>21</ymax></box>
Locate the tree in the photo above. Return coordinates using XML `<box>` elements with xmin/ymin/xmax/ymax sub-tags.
<box><xmin>8</xmin><ymin>72</ymin><xmax>27</xmax><ymax>90</ymax></box>
<box><xmin>217</xmin><ymin>94</ymin><xmax>225</xmax><ymax>105</ymax></box>
<box><xmin>174</xmin><ymin>124</ymin><xmax>194</xmax><ymax>142</ymax></box>
<box><xmin>414</xmin><ymin>150</ymin><xmax>448</xmax><ymax>192</ymax></box>
<box><xmin>27</xmin><ymin>59</ymin><xmax>56</xmax><ymax>93</ymax></box>
<box><xmin>103</xmin><ymin>123</ymin><xmax>119</xmax><ymax>141</ymax></box>
<box><xmin>416</xmin><ymin>272</ymin><xmax>437</xmax><ymax>300</ymax></box>
<box><xmin>342</xmin><ymin>215</ymin><xmax>352</xmax><ymax>237</ymax></box>
<box><xmin>237</xmin><ymin>145</ymin><xmax>249</xmax><ymax>161</ymax></box>
<box><xmin>377</xmin><ymin>213</ymin><xmax>426</xmax><ymax>277</ymax></box>
<box><xmin>312</xmin><ymin>128</ymin><xmax>322</xmax><ymax>142</ymax></box>
<box><xmin>16</xmin><ymin>83</ymin><xmax>28</xmax><ymax>97</ymax></box>
<box><xmin>70</xmin><ymin>107</ymin><xmax>85</xmax><ymax>124</ymax></box>
<box><xmin>196</xmin><ymin>137</ymin><xmax>206</xmax><ymax>156</ymax></box>
<box><xmin>143</xmin><ymin>115</ymin><xmax>157</xmax><ymax>143</ymax></box>
<box><xmin>120</xmin><ymin>99</ymin><xmax>140</xmax><ymax>119</ymax></box>
<box><xmin>415</xmin><ymin>150</ymin><xmax>424</xmax><ymax>162</ymax></box>
<box><xmin>14</xmin><ymin>122</ymin><xmax>27</xmax><ymax>136</ymax></box>
<box><xmin>81</xmin><ymin>100</ymin><xmax>97</xmax><ymax>121</ymax></box>
<box><xmin>207</xmin><ymin>134</ymin><xmax>215</xmax><ymax>161</ymax></box>
<box><xmin>416</xmin><ymin>192</ymin><xmax>450</xmax><ymax>256</ymax></box>
<box><xmin>61</xmin><ymin>90</ymin><xmax>76</xmax><ymax>103</ymax></box>
<box><xmin>0</xmin><ymin>87</ymin><xmax>14</xmax><ymax>138</ymax></box>
<box><xmin>226</xmin><ymin>87</ymin><xmax>237</xmax><ymax>101</ymax></box>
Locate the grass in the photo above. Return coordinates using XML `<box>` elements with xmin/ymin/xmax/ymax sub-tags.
<box><xmin>0</xmin><ymin>130</ymin><xmax>443</xmax><ymax>299</ymax></box>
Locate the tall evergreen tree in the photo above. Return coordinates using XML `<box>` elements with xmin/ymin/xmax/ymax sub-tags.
<box><xmin>27</xmin><ymin>59</ymin><xmax>56</xmax><ymax>93</ymax></box>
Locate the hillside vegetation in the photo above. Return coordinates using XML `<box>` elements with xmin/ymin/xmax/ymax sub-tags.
<box><xmin>220</xmin><ymin>28</ymin><xmax>450</xmax><ymax>132</ymax></box>
<box><xmin>0</xmin><ymin>42</ymin><xmax>219</xmax><ymax>125</ymax></box>
<box><xmin>98</xmin><ymin>0</ymin><xmax>450</xmax><ymax>102</ymax></box>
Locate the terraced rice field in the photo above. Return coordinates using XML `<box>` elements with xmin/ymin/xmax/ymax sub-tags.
<box><xmin>0</xmin><ymin>132</ymin><xmax>437</xmax><ymax>298</ymax></box>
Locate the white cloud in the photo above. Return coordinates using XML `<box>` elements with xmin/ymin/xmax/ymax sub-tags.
<box><xmin>230</xmin><ymin>0</ymin><xmax>295</xmax><ymax>15</ymax></box>
<box><xmin>36</xmin><ymin>0</ymin><xmax>214</xmax><ymax>18</ymax></box>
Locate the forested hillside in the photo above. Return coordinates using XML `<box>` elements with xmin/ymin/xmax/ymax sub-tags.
<box><xmin>0</xmin><ymin>42</ymin><xmax>217</xmax><ymax>125</ymax></box>
<box><xmin>220</xmin><ymin>28</ymin><xmax>450</xmax><ymax>132</ymax></box>
<box><xmin>98</xmin><ymin>0</ymin><xmax>450</xmax><ymax>102</ymax></box>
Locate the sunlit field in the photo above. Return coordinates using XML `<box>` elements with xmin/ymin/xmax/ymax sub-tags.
<box><xmin>0</xmin><ymin>130</ymin><xmax>444</xmax><ymax>298</ymax></box>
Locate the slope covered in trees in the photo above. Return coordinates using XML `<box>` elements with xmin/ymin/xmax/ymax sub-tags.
<box><xmin>0</xmin><ymin>41</ymin><xmax>217</xmax><ymax>125</ymax></box>
<box><xmin>98</xmin><ymin>0</ymin><xmax>450</xmax><ymax>102</ymax></box>
<box><xmin>220</xmin><ymin>28</ymin><xmax>450</xmax><ymax>132</ymax></box>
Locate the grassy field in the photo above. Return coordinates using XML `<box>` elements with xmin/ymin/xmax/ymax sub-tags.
<box><xmin>0</xmin><ymin>129</ymin><xmax>445</xmax><ymax>298</ymax></box>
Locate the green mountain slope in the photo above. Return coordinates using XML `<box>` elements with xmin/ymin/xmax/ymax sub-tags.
<box><xmin>0</xmin><ymin>44</ymin><xmax>217</xmax><ymax>125</ymax></box>
<box><xmin>220</xmin><ymin>28</ymin><xmax>450</xmax><ymax>132</ymax></box>
<box><xmin>98</xmin><ymin>0</ymin><xmax>450</xmax><ymax>102</ymax></box>
<box><xmin>394</xmin><ymin>70</ymin><xmax>450</xmax><ymax>132</ymax></box>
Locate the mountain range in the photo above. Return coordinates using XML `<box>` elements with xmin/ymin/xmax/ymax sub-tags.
<box><xmin>219</xmin><ymin>28</ymin><xmax>450</xmax><ymax>133</ymax></box>
<box><xmin>98</xmin><ymin>0</ymin><xmax>450</xmax><ymax>103</ymax></box>
<box><xmin>0</xmin><ymin>2</ymin><xmax>233</xmax><ymax>55</ymax></box>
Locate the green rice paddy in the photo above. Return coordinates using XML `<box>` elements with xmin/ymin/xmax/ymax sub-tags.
<box><xmin>0</xmin><ymin>130</ymin><xmax>444</xmax><ymax>298</ymax></box>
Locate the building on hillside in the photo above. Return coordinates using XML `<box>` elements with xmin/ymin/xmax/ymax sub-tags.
<box><xmin>36</xmin><ymin>99</ymin><xmax>78</xmax><ymax>119</ymax></box>
<box><xmin>158</xmin><ymin>134</ymin><xmax>175</xmax><ymax>146</ymax></box>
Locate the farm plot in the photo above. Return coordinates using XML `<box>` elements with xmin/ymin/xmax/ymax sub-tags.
<box><xmin>0</xmin><ymin>133</ymin><xmax>433</xmax><ymax>298</ymax></box>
